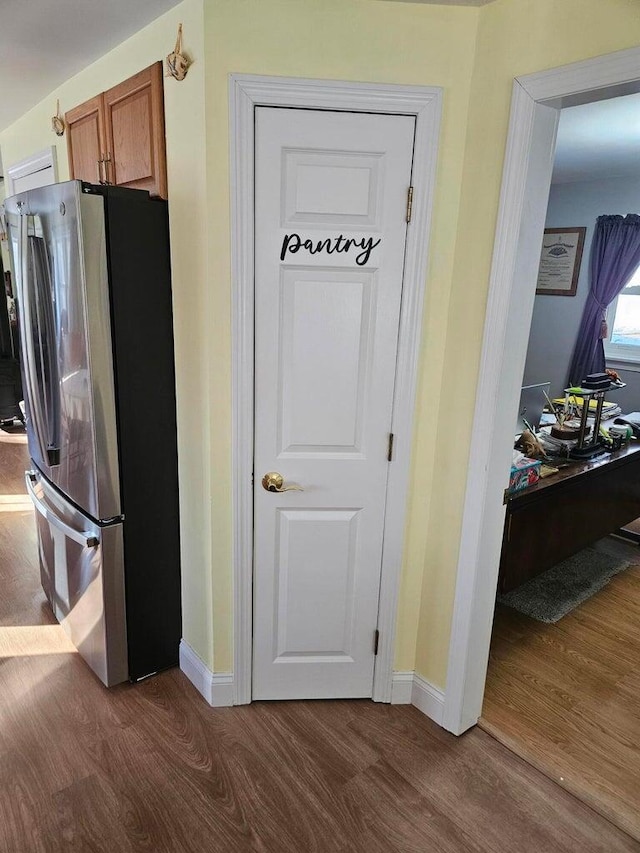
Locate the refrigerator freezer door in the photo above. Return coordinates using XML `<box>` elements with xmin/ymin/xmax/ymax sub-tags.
<box><xmin>26</xmin><ymin>468</ymin><xmax>128</xmax><ymax>687</ymax></box>
<box><xmin>5</xmin><ymin>182</ymin><xmax>121</xmax><ymax>521</ymax></box>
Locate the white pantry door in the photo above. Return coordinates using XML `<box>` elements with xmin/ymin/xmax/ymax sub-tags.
<box><xmin>253</xmin><ymin>106</ymin><xmax>415</xmax><ymax>700</ymax></box>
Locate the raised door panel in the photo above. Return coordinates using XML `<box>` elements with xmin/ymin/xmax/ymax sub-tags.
<box><xmin>66</xmin><ymin>94</ymin><xmax>106</xmax><ymax>184</ymax></box>
<box><xmin>273</xmin><ymin>509</ymin><xmax>360</xmax><ymax>661</ymax></box>
<box><xmin>278</xmin><ymin>268</ymin><xmax>375</xmax><ymax>457</ymax></box>
<box><xmin>103</xmin><ymin>62</ymin><xmax>167</xmax><ymax>199</ymax></box>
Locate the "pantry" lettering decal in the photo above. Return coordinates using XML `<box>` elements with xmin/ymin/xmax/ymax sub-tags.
<box><xmin>280</xmin><ymin>233</ymin><xmax>381</xmax><ymax>266</ymax></box>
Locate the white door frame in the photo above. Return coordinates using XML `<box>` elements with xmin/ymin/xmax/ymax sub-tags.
<box><xmin>6</xmin><ymin>147</ymin><xmax>58</xmax><ymax>196</ymax></box>
<box><xmin>229</xmin><ymin>74</ymin><xmax>442</xmax><ymax>705</ymax></box>
<box><xmin>443</xmin><ymin>45</ymin><xmax>640</xmax><ymax>736</ymax></box>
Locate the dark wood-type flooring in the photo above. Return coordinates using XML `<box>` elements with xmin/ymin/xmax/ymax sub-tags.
<box><xmin>1</xmin><ymin>428</ymin><xmax>638</xmax><ymax>852</ymax></box>
<box><xmin>482</xmin><ymin>539</ymin><xmax>640</xmax><ymax>841</ymax></box>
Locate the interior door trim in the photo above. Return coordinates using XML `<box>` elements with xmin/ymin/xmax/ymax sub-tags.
<box><xmin>6</xmin><ymin>146</ymin><xmax>58</xmax><ymax>197</ymax></box>
<box><xmin>229</xmin><ymin>74</ymin><xmax>443</xmax><ymax>705</ymax></box>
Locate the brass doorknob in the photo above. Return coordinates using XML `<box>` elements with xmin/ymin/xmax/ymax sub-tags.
<box><xmin>261</xmin><ymin>472</ymin><xmax>304</xmax><ymax>492</ymax></box>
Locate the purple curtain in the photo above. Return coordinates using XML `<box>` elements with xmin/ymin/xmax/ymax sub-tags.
<box><xmin>568</xmin><ymin>214</ymin><xmax>640</xmax><ymax>385</ymax></box>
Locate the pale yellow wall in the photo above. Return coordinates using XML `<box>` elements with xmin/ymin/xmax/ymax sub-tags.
<box><xmin>0</xmin><ymin>0</ymin><xmax>215</xmax><ymax>668</ymax></box>
<box><xmin>414</xmin><ymin>0</ymin><xmax>640</xmax><ymax>686</ymax></box>
<box><xmin>202</xmin><ymin>0</ymin><xmax>480</xmax><ymax>672</ymax></box>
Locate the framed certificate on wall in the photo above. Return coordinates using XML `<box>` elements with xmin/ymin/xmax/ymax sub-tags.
<box><xmin>536</xmin><ymin>227</ymin><xmax>586</xmax><ymax>296</ymax></box>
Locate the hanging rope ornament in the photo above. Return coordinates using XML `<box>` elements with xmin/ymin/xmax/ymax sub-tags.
<box><xmin>51</xmin><ymin>100</ymin><xmax>65</xmax><ymax>136</ymax></box>
<box><xmin>166</xmin><ymin>23</ymin><xmax>191</xmax><ymax>81</ymax></box>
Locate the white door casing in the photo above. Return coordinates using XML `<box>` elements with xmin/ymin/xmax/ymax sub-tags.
<box><xmin>6</xmin><ymin>147</ymin><xmax>58</xmax><ymax>196</ymax></box>
<box><xmin>443</xmin><ymin>46</ymin><xmax>640</xmax><ymax>735</ymax></box>
<box><xmin>252</xmin><ymin>107</ymin><xmax>415</xmax><ymax>700</ymax></box>
<box><xmin>230</xmin><ymin>75</ymin><xmax>442</xmax><ymax>706</ymax></box>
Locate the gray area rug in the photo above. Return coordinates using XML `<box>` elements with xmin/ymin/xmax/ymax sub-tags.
<box><xmin>498</xmin><ymin>547</ymin><xmax>632</xmax><ymax>623</ymax></box>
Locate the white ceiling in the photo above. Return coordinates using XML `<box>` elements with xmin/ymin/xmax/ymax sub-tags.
<box><xmin>0</xmin><ymin>0</ymin><xmax>181</xmax><ymax>137</ymax></box>
<box><xmin>552</xmin><ymin>93</ymin><xmax>640</xmax><ymax>184</ymax></box>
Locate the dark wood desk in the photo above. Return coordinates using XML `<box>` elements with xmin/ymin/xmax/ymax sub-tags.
<box><xmin>499</xmin><ymin>443</ymin><xmax>640</xmax><ymax>593</ymax></box>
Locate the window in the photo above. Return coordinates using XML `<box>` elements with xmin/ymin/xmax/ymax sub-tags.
<box><xmin>604</xmin><ymin>265</ymin><xmax>640</xmax><ymax>364</ymax></box>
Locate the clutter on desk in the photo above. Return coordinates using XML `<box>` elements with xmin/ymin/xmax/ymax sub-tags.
<box><xmin>548</xmin><ymin>375</ymin><xmax>625</xmax><ymax>460</ymax></box>
<box><xmin>550</xmin><ymin>421</ymin><xmax>582</xmax><ymax>440</ymax></box>
<box><xmin>599</xmin><ymin>430</ymin><xmax>625</xmax><ymax>451</ymax></box>
<box><xmin>580</xmin><ymin>372</ymin><xmax>611</xmax><ymax>391</ymax></box>
<box><xmin>511</xmin><ymin>378</ymin><xmax>633</xmax><ymax>489</ymax></box>
<box><xmin>536</xmin><ymin>417</ymin><xmax>630</xmax><ymax>456</ymax></box>
<box><xmin>537</xmin><ymin>428</ymin><xmax>577</xmax><ymax>456</ymax></box>
<box><xmin>515</xmin><ymin>428</ymin><xmax>547</xmax><ymax>459</ymax></box>
<box><xmin>522</xmin><ymin>372</ymin><xmax>629</xmax><ymax>461</ymax></box>
<box><xmin>536</xmin><ymin>393</ymin><xmax>580</xmax><ymax>455</ymax></box>
<box><xmin>605</xmin><ymin>367</ymin><xmax>625</xmax><ymax>388</ymax></box>
<box><xmin>509</xmin><ymin>451</ymin><xmax>541</xmax><ymax>494</ymax></box>
<box><xmin>609</xmin><ymin>422</ymin><xmax>633</xmax><ymax>440</ymax></box>
<box><xmin>613</xmin><ymin>412</ymin><xmax>640</xmax><ymax>438</ymax></box>
<box><xmin>539</xmin><ymin>463</ymin><xmax>560</xmax><ymax>478</ymax></box>
<box><xmin>564</xmin><ymin>385</ymin><xmax>610</xmax><ymax>459</ymax></box>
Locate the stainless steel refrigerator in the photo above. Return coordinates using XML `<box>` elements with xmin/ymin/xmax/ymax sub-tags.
<box><xmin>4</xmin><ymin>180</ymin><xmax>181</xmax><ymax>686</ymax></box>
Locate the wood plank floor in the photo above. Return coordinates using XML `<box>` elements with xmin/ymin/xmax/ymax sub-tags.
<box><xmin>1</xmin><ymin>427</ymin><xmax>638</xmax><ymax>852</ymax></box>
<box><xmin>482</xmin><ymin>539</ymin><xmax>640</xmax><ymax>841</ymax></box>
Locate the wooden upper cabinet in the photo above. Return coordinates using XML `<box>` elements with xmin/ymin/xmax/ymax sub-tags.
<box><xmin>103</xmin><ymin>63</ymin><xmax>167</xmax><ymax>198</ymax></box>
<box><xmin>66</xmin><ymin>62</ymin><xmax>167</xmax><ymax>199</ymax></box>
<box><xmin>66</xmin><ymin>94</ymin><xmax>106</xmax><ymax>186</ymax></box>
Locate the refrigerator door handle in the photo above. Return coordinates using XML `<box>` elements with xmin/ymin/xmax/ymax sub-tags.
<box><xmin>25</xmin><ymin>472</ymin><xmax>100</xmax><ymax>549</ymax></box>
<box><xmin>18</xmin><ymin>217</ymin><xmax>61</xmax><ymax>467</ymax></box>
<box><xmin>18</xmin><ymin>216</ymin><xmax>50</xmax><ymax>467</ymax></box>
<box><xmin>30</xmin><ymin>233</ymin><xmax>61</xmax><ymax>466</ymax></box>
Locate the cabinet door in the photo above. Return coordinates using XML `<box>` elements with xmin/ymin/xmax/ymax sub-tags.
<box><xmin>66</xmin><ymin>94</ymin><xmax>107</xmax><ymax>184</ymax></box>
<box><xmin>103</xmin><ymin>62</ymin><xmax>167</xmax><ymax>199</ymax></box>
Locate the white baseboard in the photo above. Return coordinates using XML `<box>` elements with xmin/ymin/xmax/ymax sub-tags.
<box><xmin>411</xmin><ymin>673</ymin><xmax>445</xmax><ymax>727</ymax></box>
<box><xmin>178</xmin><ymin>651</ymin><xmax>444</xmax><ymax>724</ymax></box>
<box><xmin>179</xmin><ymin>640</ymin><xmax>234</xmax><ymax>707</ymax></box>
<box><xmin>391</xmin><ymin>670</ymin><xmax>445</xmax><ymax>727</ymax></box>
<box><xmin>390</xmin><ymin>671</ymin><xmax>414</xmax><ymax>704</ymax></box>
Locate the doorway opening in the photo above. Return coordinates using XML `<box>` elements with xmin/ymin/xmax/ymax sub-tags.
<box><xmin>445</xmin><ymin>45</ymin><xmax>640</xmax><ymax>740</ymax></box>
<box><xmin>479</xmin><ymin>89</ymin><xmax>640</xmax><ymax>839</ymax></box>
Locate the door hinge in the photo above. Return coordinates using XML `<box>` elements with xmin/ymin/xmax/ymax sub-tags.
<box><xmin>387</xmin><ymin>433</ymin><xmax>394</xmax><ymax>462</ymax></box>
<box><xmin>374</xmin><ymin>629</ymin><xmax>380</xmax><ymax>656</ymax></box>
<box><xmin>406</xmin><ymin>186</ymin><xmax>414</xmax><ymax>223</ymax></box>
